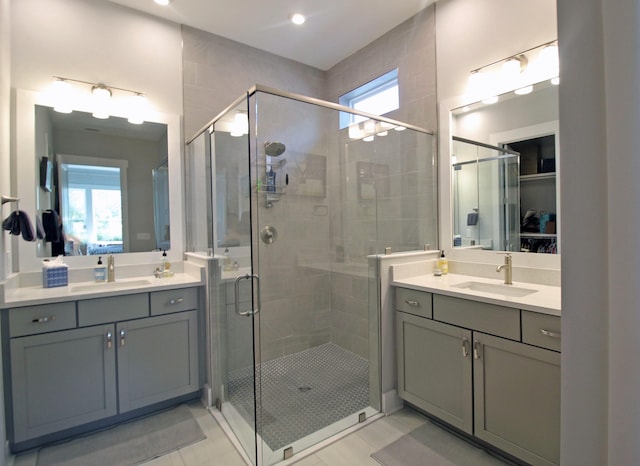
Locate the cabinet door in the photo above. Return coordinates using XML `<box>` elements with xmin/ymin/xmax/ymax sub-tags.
<box><xmin>117</xmin><ymin>310</ymin><xmax>199</xmax><ymax>412</ymax></box>
<box><xmin>396</xmin><ymin>312</ymin><xmax>473</xmax><ymax>433</ymax></box>
<box><xmin>10</xmin><ymin>325</ymin><xmax>117</xmax><ymax>443</ymax></box>
<box><xmin>473</xmin><ymin>332</ymin><xmax>560</xmax><ymax>466</ymax></box>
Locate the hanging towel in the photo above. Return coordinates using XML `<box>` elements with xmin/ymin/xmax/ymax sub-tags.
<box><xmin>2</xmin><ymin>212</ymin><xmax>20</xmax><ymax>235</ymax></box>
<box><xmin>2</xmin><ymin>210</ymin><xmax>36</xmax><ymax>241</ymax></box>
<box><xmin>18</xmin><ymin>210</ymin><xmax>36</xmax><ymax>241</ymax></box>
<box><xmin>36</xmin><ymin>215</ymin><xmax>46</xmax><ymax>240</ymax></box>
<box><xmin>42</xmin><ymin>210</ymin><xmax>62</xmax><ymax>242</ymax></box>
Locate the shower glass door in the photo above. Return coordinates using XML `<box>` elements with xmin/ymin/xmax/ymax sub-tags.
<box><xmin>250</xmin><ymin>90</ymin><xmax>379</xmax><ymax>465</ymax></box>
<box><xmin>211</xmin><ymin>99</ymin><xmax>259</xmax><ymax>465</ymax></box>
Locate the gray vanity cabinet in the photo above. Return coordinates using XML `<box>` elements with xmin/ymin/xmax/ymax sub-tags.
<box><xmin>10</xmin><ymin>324</ymin><xmax>117</xmax><ymax>443</ymax></box>
<box><xmin>395</xmin><ymin>287</ymin><xmax>560</xmax><ymax>466</ymax></box>
<box><xmin>473</xmin><ymin>332</ymin><xmax>560</xmax><ymax>466</ymax></box>
<box><xmin>117</xmin><ymin>310</ymin><xmax>199</xmax><ymax>412</ymax></box>
<box><xmin>396</xmin><ymin>311</ymin><xmax>472</xmax><ymax>433</ymax></box>
<box><xmin>6</xmin><ymin>287</ymin><xmax>201</xmax><ymax>449</ymax></box>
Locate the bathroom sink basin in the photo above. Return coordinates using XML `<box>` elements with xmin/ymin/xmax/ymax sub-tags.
<box><xmin>72</xmin><ymin>279</ymin><xmax>153</xmax><ymax>293</ymax></box>
<box><xmin>452</xmin><ymin>281</ymin><xmax>537</xmax><ymax>297</ymax></box>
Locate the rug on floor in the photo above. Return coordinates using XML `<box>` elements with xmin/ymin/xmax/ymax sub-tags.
<box><xmin>36</xmin><ymin>404</ymin><xmax>206</xmax><ymax>466</ymax></box>
<box><xmin>371</xmin><ymin>419</ymin><xmax>509</xmax><ymax>466</ymax></box>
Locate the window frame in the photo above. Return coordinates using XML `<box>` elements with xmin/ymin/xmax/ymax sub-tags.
<box><xmin>339</xmin><ymin>69</ymin><xmax>399</xmax><ymax>128</ymax></box>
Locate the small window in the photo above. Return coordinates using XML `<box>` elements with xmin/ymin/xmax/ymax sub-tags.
<box><xmin>339</xmin><ymin>69</ymin><xmax>399</xmax><ymax>128</ymax></box>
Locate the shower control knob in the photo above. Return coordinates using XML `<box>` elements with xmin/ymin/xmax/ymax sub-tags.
<box><xmin>260</xmin><ymin>225</ymin><xmax>278</xmax><ymax>244</ymax></box>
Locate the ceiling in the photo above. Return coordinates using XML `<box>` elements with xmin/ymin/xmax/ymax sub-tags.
<box><xmin>108</xmin><ymin>0</ymin><xmax>433</xmax><ymax>71</ymax></box>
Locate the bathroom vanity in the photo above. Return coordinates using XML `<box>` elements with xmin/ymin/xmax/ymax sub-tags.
<box><xmin>1</xmin><ymin>271</ymin><xmax>204</xmax><ymax>452</ymax></box>
<box><xmin>393</xmin><ymin>272</ymin><xmax>560</xmax><ymax>466</ymax></box>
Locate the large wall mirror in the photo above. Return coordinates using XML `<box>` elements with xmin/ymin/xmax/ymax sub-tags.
<box><xmin>14</xmin><ymin>89</ymin><xmax>184</xmax><ymax>272</ymax></box>
<box><xmin>440</xmin><ymin>79</ymin><xmax>560</xmax><ymax>258</ymax></box>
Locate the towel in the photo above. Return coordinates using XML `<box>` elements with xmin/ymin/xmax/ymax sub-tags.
<box><xmin>42</xmin><ymin>210</ymin><xmax>62</xmax><ymax>242</ymax></box>
<box><xmin>36</xmin><ymin>215</ymin><xmax>46</xmax><ymax>240</ymax></box>
<box><xmin>2</xmin><ymin>210</ymin><xmax>36</xmax><ymax>241</ymax></box>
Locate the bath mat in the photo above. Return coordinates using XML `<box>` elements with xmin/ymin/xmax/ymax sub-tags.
<box><xmin>36</xmin><ymin>404</ymin><xmax>206</xmax><ymax>466</ymax></box>
<box><xmin>371</xmin><ymin>419</ymin><xmax>509</xmax><ymax>466</ymax></box>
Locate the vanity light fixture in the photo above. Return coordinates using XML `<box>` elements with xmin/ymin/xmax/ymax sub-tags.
<box><xmin>51</xmin><ymin>77</ymin><xmax>149</xmax><ymax>124</ymax></box>
<box><xmin>290</xmin><ymin>13</ymin><xmax>306</xmax><ymax>25</ymax></box>
<box><xmin>91</xmin><ymin>84</ymin><xmax>112</xmax><ymax>119</ymax></box>
<box><xmin>230</xmin><ymin>112</ymin><xmax>248</xmax><ymax>137</ymax></box>
<box><xmin>154</xmin><ymin>0</ymin><xmax>172</xmax><ymax>5</ymax></box>
<box><xmin>51</xmin><ymin>78</ymin><xmax>74</xmax><ymax>114</ymax></box>
<box><xmin>514</xmin><ymin>85</ymin><xmax>533</xmax><ymax>95</ymax></box>
<box><xmin>468</xmin><ymin>40</ymin><xmax>559</xmax><ymax>102</ymax></box>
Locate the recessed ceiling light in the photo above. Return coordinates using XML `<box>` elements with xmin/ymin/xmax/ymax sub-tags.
<box><xmin>290</xmin><ymin>13</ymin><xmax>306</xmax><ymax>25</ymax></box>
<box><xmin>154</xmin><ymin>0</ymin><xmax>171</xmax><ymax>6</ymax></box>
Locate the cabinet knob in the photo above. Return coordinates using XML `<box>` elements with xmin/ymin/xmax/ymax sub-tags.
<box><xmin>32</xmin><ymin>315</ymin><xmax>56</xmax><ymax>323</ymax></box>
<box><xmin>473</xmin><ymin>340</ymin><xmax>482</xmax><ymax>360</ymax></box>
<box><xmin>405</xmin><ymin>300</ymin><xmax>419</xmax><ymax>307</ymax></box>
<box><xmin>120</xmin><ymin>329</ymin><xmax>126</xmax><ymax>347</ymax></box>
<box><xmin>169</xmin><ymin>297</ymin><xmax>184</xmax><ymax>305</ymax></box>
<box><xmin>106</xmin><ymin>331</ymin><xmax>113</xmax><ymax>349</ymax></box>
<box><xmin>462</xmin><ymin>337</ymin><xmax>470</xmax><ymax>357</ymax></box>
<box><xmin>540</xmin><ymin>328</ymin><xmax>561</xmax><ymax>339</ymax></box>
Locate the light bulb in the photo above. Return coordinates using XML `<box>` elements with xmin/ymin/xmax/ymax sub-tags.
<box><xmin>51</xmin><ymin>79</ymin><xmax>74</xmax><ymax>113</ymax></box>
<box><xmin>540</xmin><ymin>43</ymin><xmax>559</xmax><ymax>77</ymax></box>
<box><xmin>92</xmin><ymin>84</ymin><xmax>112</xmax><ymax>119</ymax></box>
<box><xmin>127</xmin><ymin>94</ymin><xmax>147</xmax><ymax>125</ymax></box>
<box><xmin>290</xmin><ymin>13</ymin><xmax>306</xmax><ymax>25</ymax></box>
<box><xmin>514</xmin><ymin>85</ymin><xmax>533</xmax><ymax>95</ymax></box>
<box><xmin>482</xmin><ymin>95</ymin><xmax>499</xmax><ymax>105</ymax></box>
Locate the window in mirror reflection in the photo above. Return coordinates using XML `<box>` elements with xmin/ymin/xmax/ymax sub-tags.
<box><xmin>58</xmin><ymin>155</ymin><xmax>128</xmax><ymax>255</ymax></box>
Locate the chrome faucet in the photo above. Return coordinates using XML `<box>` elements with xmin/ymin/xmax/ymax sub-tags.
<box><xmin>496</xmin><ymin>253</ymin><xmax>513</xmax><ymax>285</ymax></box>
<box><xmin>107</xmin><ymin>255</ymin><xmax>115</xmax><ymax>282</ymax></box>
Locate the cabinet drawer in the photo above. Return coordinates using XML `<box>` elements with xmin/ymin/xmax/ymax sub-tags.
<box><xmin>433</xmin><ymin>295</ymin><xmax>519</xmax><ymax>340</ymax></box>
<box><xmin>522</xmin><ymin>311</ymin><xmax>561</xmax><ymax>352</ymax></box>
<box><xmin>78</xmin><ymin>294</ymin><xmax>149</xmax><ymax>326</ymax></box>
<box><xmin>9</xmin><ymin>302</ymin><xmax>76</xmax><ymax>337</ymax></box>
<box><xmin>150</xmin><ymin>287</ymin><xmax>198</xmax><ymax>316</ymax></box>
<box><xmin>395</xmin><ymin>288</ymin><xmax>432</xmax><ymax>318</ymax></box>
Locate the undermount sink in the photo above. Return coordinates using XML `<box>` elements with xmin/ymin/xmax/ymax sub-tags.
<box><xmin>452</xmin><ymin>281</ymin><xmax>537</xmax><ymax>297</ymax></box>
<box><xmin>71</xmin><ymin>279</ymin><xmax>153</xmax><ymax>293</ymax></box>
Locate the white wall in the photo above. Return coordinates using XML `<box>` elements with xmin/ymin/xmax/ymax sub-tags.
<box><xmin>559</xmin><ymin>0</ymin><xmax>640</xmax><ymax>464</ymax></box>
<box><xmin>11</xmin><ymin>0</ymin><xmax>182</xmax><ymax>116</ymax></box>
<box><xmin>435</xmin><ymin>0</ymin><xmax>557</xmax><ymax>103</ymax></box>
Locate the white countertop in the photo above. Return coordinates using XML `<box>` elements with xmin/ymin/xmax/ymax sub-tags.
<box><xmin>3</xmin><ymin>273</ymin><xmax>204</xmax><ymax>308</ymax></box>
<box><xmin>392</xmin><ymin>272</ymin><xmax>561</xmax><ymax>316</ymax></box>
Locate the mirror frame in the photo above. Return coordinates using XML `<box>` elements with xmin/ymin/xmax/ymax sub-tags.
<box><xmin>14</xmin><ymin>88</ymin><xmax>185</xmax><ymax>272</ymax></box>
<box><xmin>438</xmin><ymin>91</ymin><xmax>561</xmax><ymax>268</ymax></box>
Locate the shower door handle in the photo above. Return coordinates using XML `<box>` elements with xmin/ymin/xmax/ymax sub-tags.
<box><xmin>234</xmin><ymin>273</ymin><xmax>261</xmax><ymax>317</ymax></box>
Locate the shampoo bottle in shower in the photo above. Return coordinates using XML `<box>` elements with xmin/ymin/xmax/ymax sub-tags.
<box><xmin>266</xmin><ymin>166</ymin><xmax>276</xmax><ymax>192</ymax></box>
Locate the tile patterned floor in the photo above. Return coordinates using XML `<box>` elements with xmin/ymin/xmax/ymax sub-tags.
<box><xmin>13</xmin><ymin>403</ymin><xmax>428</xmax><ymax>466</ymax></box>
<box><xmin>227</xmin><ymin>342</ymin><xmax>369</xmax><ymax>451</ymax></box>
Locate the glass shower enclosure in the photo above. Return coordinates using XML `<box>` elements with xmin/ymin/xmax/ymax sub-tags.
<box><xmin>186</xmin><ymin>86</ymin><xmax>437</xmax><ymax>465</ymax></box>
<box><xmin>451</xmin><ymin>136</ymin><xmax>519</xmax><ymax>251</ymax></box>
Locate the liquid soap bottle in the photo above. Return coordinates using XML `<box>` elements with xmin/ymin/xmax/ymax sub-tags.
<box><xmin>94</xmin><ymin>256</ymin><xmax>106</xmax><ymax>282</ymax></box>
<box><xmin>438</xmin><ymin>250</ymin><xmax>449</xmax><ymax>275</ymax></box>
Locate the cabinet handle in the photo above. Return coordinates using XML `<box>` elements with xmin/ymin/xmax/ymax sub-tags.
<box><xmin>540</xmin><ymin>328</ymin><xmax>561</xmax><ymax>339</ymax></box>
<box><xmin>405</xmin><ymin>300</ymin><xmax>419</xmax><ymax>307</ymax></box>
<box><xmin>106</xmin><ymin>331</ymin><xmax>113</xmax><ymax>349</ymax></box>
<box><xmin>462</xmin><ymin>337</ymin><xmax>470</xmax><ymax>357</ymax></box>
<box><xmin>120</xmin><ymin>329</ymin><xmax>126</xmax><ymax>347</ymax></box>
<box><xmin>32</xmin><ymin>315</ymin><xmax>56</xmax><ymax>323</ymax></box>
<box><xmin>168</xmin><ymin>297</ymin><xmax>184</xmax><ymax>305</ymax></box>
<box><xmin>473</xmin><ymin>340</ymin><xmax>481</xmax><ymax>360</ymax></box>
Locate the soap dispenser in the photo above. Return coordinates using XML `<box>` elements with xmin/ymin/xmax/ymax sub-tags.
<box><xmin>223</xmin><ymin>248</ymin><xmax>233</xmax><ymax>271</ymax></box>
<box><xmin>94</xmin><ymin>256</ymin><xmax>106</xmax><ymax>282</ymax></box>
<box><xmin>438</xmin><ymin>250</ymin><xmax>449</xmax><ymax>275</ymax></box>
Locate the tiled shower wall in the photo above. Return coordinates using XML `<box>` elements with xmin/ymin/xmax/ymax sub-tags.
<box><xmin>182</xmin><ymin>5</ymin><xmax>437</xmax><ymax>363</ymax></box>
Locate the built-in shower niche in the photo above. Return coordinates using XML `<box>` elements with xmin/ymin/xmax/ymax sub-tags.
<box><xmin>186</xmin><ymin>86</ymin><xmax>437</xmax><ymax>465</ymax></box>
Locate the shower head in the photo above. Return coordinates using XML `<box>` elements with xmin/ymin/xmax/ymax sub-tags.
<box><xmin>264</xmin><ymin>141</ymin><xmax>286</xmax><ymax>157</ymax></box>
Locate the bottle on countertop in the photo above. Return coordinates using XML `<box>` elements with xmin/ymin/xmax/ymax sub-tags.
<box><xmin>223</xmin><ymin>247</ymin><xmax>233</xmax><ymax>271</ymax></box>
<box><xmin>438</xmin><ymin>250</ymin><xmax>449</xmax><ymax>275</ymax></box>
<box><xmin>94</xmin><ymin>256</ymin><xmax>107</xmax><ymax>282</ymax></box>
